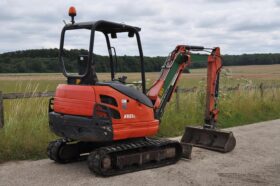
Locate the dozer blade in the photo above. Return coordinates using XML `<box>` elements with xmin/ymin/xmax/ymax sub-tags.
<box><xmin>181</xmin><ymin>126</ymin><xmax>236</xmax><ymax>153</ymax></box>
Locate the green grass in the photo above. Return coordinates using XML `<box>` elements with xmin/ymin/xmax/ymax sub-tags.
<box><xmin>158</xmin><ymin>88</ymin><xmax>280</xmax><ymax>137</ymax></box>
<box><xmin>0</xmin><ymin>66</ymin><xmax>280</xmax><ymax>162</ymax></box>
<box><xmin>0</xmin><ymin>98</ymin><xmax>56</xmax><ymax>162</ymax></box>
<box><xmin>0</xmin><ymin>83</ymin><xmax>56</xmax><ymax>162</ymax></box>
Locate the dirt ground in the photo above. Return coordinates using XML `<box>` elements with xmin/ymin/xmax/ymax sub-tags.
<box><xmin>0</xmin><ymin>119</ymin><xmax>279</xmax><ymax>186</ymax></box>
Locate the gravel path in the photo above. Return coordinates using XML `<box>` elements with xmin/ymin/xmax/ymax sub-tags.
<box><xmin>0</xmin><ymin>119</ymin><xmax>279</xmax><ymax>186</ymax></box>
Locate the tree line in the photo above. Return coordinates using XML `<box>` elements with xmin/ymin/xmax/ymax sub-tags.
<box><xmin>0</xmin><ymin>48</ymin><xmax>279</xmax><ymax>73</ymax></box>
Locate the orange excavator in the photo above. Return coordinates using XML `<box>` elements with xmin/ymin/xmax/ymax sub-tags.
<box><xmin>47</xmin><ymin>7</ymin><xmax>236</xmax><ymax>176</ymax></box>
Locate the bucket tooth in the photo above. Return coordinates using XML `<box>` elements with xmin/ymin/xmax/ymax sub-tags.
<box><xmin>181</xmin><ymin>126</ymin><xmax>236</xmax><ymax>153</ymax></box>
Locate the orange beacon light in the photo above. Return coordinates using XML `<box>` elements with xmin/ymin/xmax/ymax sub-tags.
<box><xmin>68</xmin><ymin>6</ymin><xmax>76</xmax><ymax>24</ymax></box>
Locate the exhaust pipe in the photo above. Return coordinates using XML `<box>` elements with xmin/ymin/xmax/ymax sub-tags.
<box><xmin>181</xmin><ymin>126</ymin><xmax>236</xmax><ymax>153</ymax></box>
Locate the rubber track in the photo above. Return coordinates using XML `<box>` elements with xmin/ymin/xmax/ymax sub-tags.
<box><xmin>88</xmin><ymin>138</ymin><xmax>182</xmax><ymax>176</ymax></box>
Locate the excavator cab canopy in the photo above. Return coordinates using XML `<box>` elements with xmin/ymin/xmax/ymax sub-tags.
<box><xmin>59</xmin><ymin>20</ymin><xmax>146</xmax><ymax>93</ymax></box>
<box><xmin>63</xmin><ymin>21</ymin><xmax>141</xmax><ymax>33</ymax></box>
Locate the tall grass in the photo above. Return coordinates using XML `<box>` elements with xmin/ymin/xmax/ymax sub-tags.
<box><xmin>158</xmin><ymin>86</ymin><xmax>280</xmax><ymax>137</ymax></box>
<box><xmin>0</xmin><ymin>83</ymin><xmax>56</xmax><ymax>162</ymax></box>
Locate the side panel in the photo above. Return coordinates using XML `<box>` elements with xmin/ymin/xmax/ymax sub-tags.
<box><xmin>94</xmin><ymin>86</ymin><xmax>155</xmax><ymax>123</ymax></box>
<box><xmin>53</xmin><ymin>84</ymin><xmax>96</xmax><ymax>116</ymax></box>
<box><xmin>52</xmin><ymin>84</ymin><xmax>159</xmax><ymax>141</ymax></box>
<box><xmin>113</xmin><ymin>120</ymin><xmax>159</xmax><ymax>140</ymax></box>
<box><xmin>94</xmin><ymin>86</ymin><xmax>159</xmax><ymax>140</ymax></box>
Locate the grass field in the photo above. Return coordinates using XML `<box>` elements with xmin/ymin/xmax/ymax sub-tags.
<box><xmin>0</xmin><ymin>64</ymin><xmax>280</xmax><ymax>162</ymax></box>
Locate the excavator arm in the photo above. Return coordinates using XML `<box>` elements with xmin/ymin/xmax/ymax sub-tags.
<box><xmin>147</xmin><ymin>45</ymin><xmax>222</xmax><ymax>129</ymax></box>
<box><xmin>204</xmin><ymin>47</ymin><xmax>222</xmax><ymax>129</ymax></box>
<box><xmin>147</xmin><ymin>45</ymin><xmax>236</xmax><ymax>153</ymax></box>
<box><xmin>179</xmin><ymin>46</ymin><xmax>236</xmax><ymax>153</ymax></box>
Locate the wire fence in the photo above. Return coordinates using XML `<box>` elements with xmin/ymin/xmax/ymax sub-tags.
<box><xmin>1</xmin><ymin>83</ymin><xmax>279</xmax><ymax>128</ymax></box>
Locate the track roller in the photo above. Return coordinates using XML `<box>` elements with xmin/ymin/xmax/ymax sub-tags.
<box><xmin>87</xmin><ymin>138</ymin><xmax>182</xmax><ymax>176</ymax></box>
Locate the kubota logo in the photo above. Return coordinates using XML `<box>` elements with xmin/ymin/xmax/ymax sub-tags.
<box><xmin>124</xmin><ymin>114</ymin><xmax>136</xmax><ymax>119</ymax></box>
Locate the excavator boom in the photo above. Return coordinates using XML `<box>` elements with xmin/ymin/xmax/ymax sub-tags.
<box><xmin>147</xmin><ymin>45</ymin><xmax>191</xmax><ymax>119</ymax></box>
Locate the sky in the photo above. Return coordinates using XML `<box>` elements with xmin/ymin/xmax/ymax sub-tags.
<box><xmin>0</xmin><ymin>0</ymin><xmax>280</xmax><ymax>56</ymax></box>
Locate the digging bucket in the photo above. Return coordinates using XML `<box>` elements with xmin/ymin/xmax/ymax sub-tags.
<box><xmin>181</xmin><ymin>126</ymin><xmax>236</xmax><ymax>153</ymax></box>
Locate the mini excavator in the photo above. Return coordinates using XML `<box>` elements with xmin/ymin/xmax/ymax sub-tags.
<box><xmin>47</xmin><ymin>7</ymin><xmax>236</xmax><ymax>176</ymax></box>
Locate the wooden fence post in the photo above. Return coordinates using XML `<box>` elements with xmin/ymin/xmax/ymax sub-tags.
<box><xmin>259</xmin><ymin>83</ymin><xmax>264</xmax><ymax>98</ymax></box>
<box><xmin>0</xmin><ymin>91</ymin><xmax>4</xmax><ymax>128</ymax></box>
<box><xmin>175</xmin><ymin>87</ymin><xmax>180</xmax><ymax>111</ymax></box>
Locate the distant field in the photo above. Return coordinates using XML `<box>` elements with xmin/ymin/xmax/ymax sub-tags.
<box><xmin>1</xmin><ymin>64</ymin><xmax>280</xmax><ymax>93</ymax></box>
<box><xmin>0</xmin><ymin>64</ymin><xmax>280</xmax><ymax>162</ymax></box>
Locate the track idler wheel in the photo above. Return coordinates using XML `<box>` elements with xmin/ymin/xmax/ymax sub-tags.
<box><xmin>47</xmin><ymin>139</ymin><xmax>80</xmax><ymax>163</ymax></box>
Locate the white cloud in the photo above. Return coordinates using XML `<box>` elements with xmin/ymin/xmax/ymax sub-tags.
<box><xmin>0</xmin><ymin>0</ymin><xmax>279</xmax><ymax>55</ymax></box>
